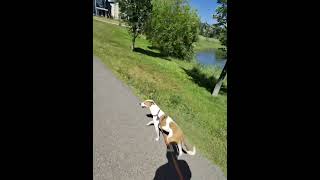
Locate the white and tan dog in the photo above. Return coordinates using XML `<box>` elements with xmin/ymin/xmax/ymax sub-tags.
<box><xmin>139</xmin><ymin>100</ymin><xmax>196</xmax><ymax>156</ymax></box>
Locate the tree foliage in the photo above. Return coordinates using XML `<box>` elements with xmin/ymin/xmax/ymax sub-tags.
<box><xmin>213</xmin><ymin>0</ymin><xmax>227</xmax><ymax>52</ymax></box>
<box><xmin>199</xmin><ymin>22</ymin><xmax>219</xmax><ymax>38</ymax></box>
<box><xmin>146</xmin><ymin>0</ymin><xmax>200</xmax><ymax>60</ymax></box>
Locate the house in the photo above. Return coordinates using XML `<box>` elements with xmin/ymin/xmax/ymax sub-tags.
<box><xmin>110</xmin><ymin>1</ymin><xmax>119</xmax><ymax>19</ymax></box>
<box><xmin>94</xmin><ymin>0</ymin><xmax>119</xmax><ymax>19</ymax></box>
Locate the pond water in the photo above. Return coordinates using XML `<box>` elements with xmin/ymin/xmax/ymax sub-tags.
<box><xmin>196</xmin><ymin>49</ymin><xmax>226</xmax><ymax>68</ymax></box>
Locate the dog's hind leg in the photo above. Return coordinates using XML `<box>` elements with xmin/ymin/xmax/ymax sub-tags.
<box><xmin>162</xmin><ymin>118</ymin><xmax>172</xmax><ymax>142</ymax></box>
<box><xmin>167</xmin><ymin>128</ymin><xmax>173</xmax><ymax>141</ymax></box>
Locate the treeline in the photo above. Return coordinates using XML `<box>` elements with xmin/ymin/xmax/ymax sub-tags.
<box><xmin>199</xmin><ymin>22</ymin><xmax>220</xmax><ymax>38</ymax></box>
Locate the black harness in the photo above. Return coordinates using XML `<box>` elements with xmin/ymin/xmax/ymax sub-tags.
<box><xmin>152</xmin><ymin>109</ymin><xmax>161</xmax><ymax>129</ymax></box>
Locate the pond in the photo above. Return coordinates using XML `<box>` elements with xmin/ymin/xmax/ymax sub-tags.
<box><xmin>196</xmin><ymin>49</ymin><xmax>227</xmax><ymax>68</ymax></box>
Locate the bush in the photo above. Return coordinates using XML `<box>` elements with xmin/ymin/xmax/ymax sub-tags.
<box><xmin>215</xmin><ymin>48</ymin><xmax>227</xmax><ymax>59</ymax></box>
<box><xmin>146</xmin><ymin>0</ymin><xmax>200</xmax><ymax>60</ymax></box>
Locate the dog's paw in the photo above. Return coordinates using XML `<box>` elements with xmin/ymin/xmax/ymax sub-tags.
<box><xmin>146</xmin><ymin>121</ymin><xmax>154</xmax><ymax>126</ymax></box>
<box><xmin>155</xmin><ymin>137</ymin><xmax>160</xmax><ymax>141</ymax></box>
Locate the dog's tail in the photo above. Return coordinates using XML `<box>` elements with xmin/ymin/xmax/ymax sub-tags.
<box><xmin>182</xmin><ymin>136</ymin><xmax>196</xmax><ymax>155</ymax></box>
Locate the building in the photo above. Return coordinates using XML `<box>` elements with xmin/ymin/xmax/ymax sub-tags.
<box><xmin>94</xmin><ymin>0</ymin><xmax>119</xmax><ymax>19</ymax></box>
<box><xmin>110</xmin><ymin>0</ymin><xmax>119</xmax><ymax>19</ymax></box>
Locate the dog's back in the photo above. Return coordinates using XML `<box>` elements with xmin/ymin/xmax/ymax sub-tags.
<box><xmin>159</xmin><ymin>115</ymin><xmax>183</xmax><ymax>139</ymax></box>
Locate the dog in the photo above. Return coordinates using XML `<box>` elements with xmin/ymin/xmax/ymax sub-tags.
<box><xmin>139</xmin><ymin>100</ymin><xmax>196</xmax><ymax>156</ymax></box>
<box><xmin>139</xmin><ymin>99</ymin><xmax>164</xmax><ymax>141</ymax></box>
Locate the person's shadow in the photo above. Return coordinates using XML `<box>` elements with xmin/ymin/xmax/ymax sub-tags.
<box><xmin>153</xmin><ymin>143</ymin><xmax>192</xmax><ymax>180</ymax></box>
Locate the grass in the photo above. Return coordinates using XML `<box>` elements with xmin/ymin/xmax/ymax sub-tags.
<box><xmin>93</xmin><ymin>16</ymin><xmax>126</xmax><ymax>26</ymax></box>
<box><xmin>194</xmin><ymin>35</ymin><xmax>223</xmax><ymax>51</ymax></box>
<box><xmin>93</xmin><ymin>19</ymin><xmax>227</xmax><ymax>175</ymax></box>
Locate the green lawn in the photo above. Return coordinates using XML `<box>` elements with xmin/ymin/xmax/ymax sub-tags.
<box><xmin>194</xmin><ymin>35</ymin><xmax>223</xmax><ymax>51</ymax></box>
<box><xmin>93</xmin><ymin>16</ymin><xmax>121</xmax><ymax>24</ymax></box>
<box><xmin>93</xmin><ymin>19</ymin><xmax>227</xmax><ymax>174</ymax></box>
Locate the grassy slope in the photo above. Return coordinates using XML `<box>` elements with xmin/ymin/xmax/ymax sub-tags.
<box><xmin>93</xmin><ymin>19</ymin><xmax>227</xmax><ymax>174</ymax></box>
<box><xmin>194</xmin><ymin>35</ymin><xmax>223</xmax><ymax>52</ymax></box>
<box><xmin>93</xmin><ymin>16</ymin><xmax>122</xmax><ymax>25</ymax></box>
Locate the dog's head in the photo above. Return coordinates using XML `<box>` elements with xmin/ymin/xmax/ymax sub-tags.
<box><xmin>139</xmin><ymin>99</ymin><xmax>155</xmax><ymax>108</ymax></box>
<box><xmin>139</xmin><ymin>99</ymin><xmax>161</xmax><ymax>116</ymax></box>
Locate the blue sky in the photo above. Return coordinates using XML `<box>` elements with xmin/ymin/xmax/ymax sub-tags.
<box><xmin>189</xmin><ymin>0</ymin><xmax>218</xmax><ymax>25</ymax></box>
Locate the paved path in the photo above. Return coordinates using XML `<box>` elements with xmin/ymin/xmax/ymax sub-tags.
<box><xmin>93</xmin><ymin>56</ymin><xmax>226</xmax><ymax>180</ymax></box>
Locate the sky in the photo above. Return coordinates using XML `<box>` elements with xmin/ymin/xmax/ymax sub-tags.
<box><xmin>189</xmin><ymin>0</ymin><xmax>219</xmax><ymax>25</ymax></box>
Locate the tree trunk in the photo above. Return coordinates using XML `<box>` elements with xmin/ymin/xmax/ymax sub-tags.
<box><xmin>212</xmin><ymin>61</ymin><xmax>227</xmax><ymax>96</ymax></box>
<box><xmin>131</xmin><ymin>35</ymin><xmax>136</xmax><ymax>51</ymax></box>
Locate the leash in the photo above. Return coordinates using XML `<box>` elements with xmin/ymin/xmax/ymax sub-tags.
<box><xmin>161</xmin><ymin>130</ymin><xmax>184</xmax><ymax>180</ymax></box>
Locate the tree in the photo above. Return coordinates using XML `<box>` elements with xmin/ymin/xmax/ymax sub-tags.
<box><xmin>118</xmin><ymin>0</ymin><xmax>152</xmax><ymax>50</ymax></box>
<box><xmin>199</xmin><ymin>22</ymin><xmax>219</xmax><ymax>38</ymax></box>
<box><xmin>145</xmin><ymin>0</ymin><xmax>200</xmax><ymax>60</ymax></box>
<box><xmin>213</xmin><ymin>0</ymin><xmax>227</xmax><ymax>53</ymax></box>
<box><xmin>212</xmin><ymin>60</ymin><xmax>227</xmax><ymax>96</ymax></box>
<box><xmin>200</xmin><ymin>22</ymin><xmax>209</xmax><ymax>38</ymax></box>
<box><xmin>212</xmin><ymin>0</ymin><xmax>227</xmax><ymax>96</ymax></box>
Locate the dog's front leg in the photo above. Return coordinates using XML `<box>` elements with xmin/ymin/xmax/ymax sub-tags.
<box><xmin>146</xmin><ymin>120</ymin><xmax>154</xmax><ymax>126</ymax></box>
<box><xmin>154</xmin><ymin>121</ymin><xmax>160</xmax><ymax>141</ymax></box>
<box><xmin>167</xmin><ymin>128</ymin><xmax>173</xmax><ymax>140</ymax></box>
<box><xmin>153</xmin><ymin>116</ymin><xmax>160</xmax><ymax>141</ymax></box>
<box><xmin>177</xmin><ymin>143</ymin><xmax>183</xmax><ymax>157</ymax></box>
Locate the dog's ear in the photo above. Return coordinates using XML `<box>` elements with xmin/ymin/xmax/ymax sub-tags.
<box><xmin>144</xmin><ymin>100</ymin><xmax>155</xmax><ymax>108</ymax></box>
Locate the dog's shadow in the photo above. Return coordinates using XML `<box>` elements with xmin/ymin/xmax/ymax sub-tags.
<box><xmin>153</xmin><ymin>144</ymin><xmax>192</xmax><ymax>180</ymax></box>
<box><xmin>145</xmin><ymin>113</ymin><xmax>192</xmax><ymax>179</ymax></box>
